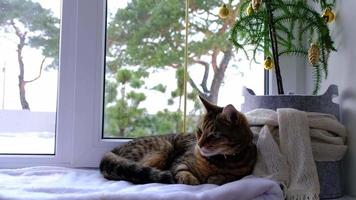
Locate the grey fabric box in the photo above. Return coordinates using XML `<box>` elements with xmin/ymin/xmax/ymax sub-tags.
<box><xmin>241</xmin><ymin>85</ymin><xmax>343</xmax><ymax>199</ymax></box>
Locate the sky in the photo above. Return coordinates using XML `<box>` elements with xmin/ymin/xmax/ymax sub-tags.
<box><xmin>0</xmin><ymin>0</ymin><xmax>264</xmax><ymax>113</ymax></box>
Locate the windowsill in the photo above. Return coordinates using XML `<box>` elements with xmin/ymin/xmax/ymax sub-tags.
<box><xmin>0</xmin><ymin>166</ymin><xmax>284</xmax><ymax>199</ymax></box>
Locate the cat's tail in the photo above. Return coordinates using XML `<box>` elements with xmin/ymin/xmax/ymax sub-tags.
<box><xmin>99</xmin><ymin>151</ymin><xmax>175</xmax><ymax>184</ymax></box>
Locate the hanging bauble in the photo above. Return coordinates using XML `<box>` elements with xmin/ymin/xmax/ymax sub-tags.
<box><xmin>246</xmin><ymin>4</ymin><xmax>254</xmax><ymax>16</ymax></box>
<box><xmin>218</xmin><ymin>4</ymin><xmax>230</xmax><ymax>19</ymax></box>
<box><xmin>308</xmin><ymin>43</ymin><xmax>320</xmax><ymax>65</ymax></box>
<box><xmin>263</xmin><ymin>56</ymin><xmax>273</xmax><ymax>70</ymax></box>
<box><xmin>251</xmin><ymin>0</ymin><xmax>262</xmax><ymax>11</ymax></box>
<box><xmin>322</xmin><ymin>8</ymin><xmax>335</xmax><ymax>23</ymax></box>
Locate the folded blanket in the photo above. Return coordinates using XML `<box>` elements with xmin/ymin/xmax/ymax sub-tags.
<box><xmin>0</xmin><ymin>166</ymin><xmax>283</xmax><ymax>200</ymax></box>
<box><xmin>246</xmin><ymin>108</ymin><xmax>347</xmax><ymax>200</ymax></box>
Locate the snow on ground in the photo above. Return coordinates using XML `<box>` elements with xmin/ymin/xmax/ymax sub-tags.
<box><xmin>0</xmin><ymin>132</ymin><xmax>54</xmax><ymax>154</ymax></box>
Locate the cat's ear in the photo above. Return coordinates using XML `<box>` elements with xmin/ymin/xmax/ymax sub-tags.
<box><xmin>199</xmin><ymin>95</ymin><xmax>223</xmax><ymax>113</ymax></box>
<box><xmin>222</xmin><ymin>104</ymin><xmax>239</xmax><ymax>122</ymax></box>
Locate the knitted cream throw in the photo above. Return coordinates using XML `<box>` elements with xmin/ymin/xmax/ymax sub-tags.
<box><xmin>246</xmin><ymin>108</ymin><xmax>347</xmax><ymax>200</ymax></box>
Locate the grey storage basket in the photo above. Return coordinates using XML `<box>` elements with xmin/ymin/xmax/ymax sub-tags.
<box><xmin>241</xmin><ymin>84</ymin><xmax>343</xmax><ymax>199</ymax></box>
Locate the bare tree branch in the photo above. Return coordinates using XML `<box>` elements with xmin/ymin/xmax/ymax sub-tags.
<box><xmin>211</xmin><ymin>49</ymin><xmax>219</xmax><ymax>73</ymax></box>
<box><xmin>192</xmin><ymin>59</ymin><xmax>210</xmax><ymax>93</ymax></box>
<box><xmin>170</xmin><ymin>64</ymin><xmax>180</xmax><ymax>68</ymax></box>
<box><xmin>188</xmin><ymin>76</ymin><xmax>204</xmax><ymax>96</ymax></box>
<box><xmin>219</xmin><ymin>47</ymin><xmax>232</xmax><ymax>72</ymax></box>
<box><xmin>10</xmin><ymin>20</ymin><xmax>27</xmax><ymax>39</ymax></box>
<box><xmin>24</xmin><ymin>57</ymin><xmax>47</xmax><ymax>84</ymax></box>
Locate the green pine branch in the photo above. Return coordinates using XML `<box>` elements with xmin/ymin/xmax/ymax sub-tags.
<box><xmin>278</xmin><ymin>48</ymin><xmax>308</xmax><ymax>57</ymax></box>
<box><xmin>229</xmin><ymin>0</ymin><xmax>336</xmax><ymax>94</ymax></box>
<box><xmin>312</xmin><ymin>64</ymin><xmax>322</xmax><ymax>95</ymax></box>
<box><xmin>320</xmin><ymin>43</ymin><xmax>329</xmax><ymax>78</ymax></box>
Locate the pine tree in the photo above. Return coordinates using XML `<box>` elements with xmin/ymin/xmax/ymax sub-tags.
<box><xmin>229</xmin><ymin>0</ymin><xmax>336</xmax><ymax>94</ymax></box>
<box><xmin>0</xmin><ymin>0</ymin><xmax>59</xmax><ymax>109</ymax></box>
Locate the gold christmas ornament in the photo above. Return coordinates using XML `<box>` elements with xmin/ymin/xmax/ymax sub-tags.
<box><xmin>246</xmin><ymin>4</ymin><xmax>254</xmax><ymax>16</ymax></box>
<box><xmin>308</xmin><ymin>43</ymin><xmax>320</xmax><ymax>65</ymax></box>
<box><xmin>263</xmin><ymin>56</ymin><xmax>274</xmax><ymax>70</ymax></box>
<box><xmin>251</xmin><ymin>0</ymin><xmax>262</xmax><ymax>11</ymax></box>
<box><xmin>322</xmin><ymin>8</ymin><xmax>335</xmax><ymax>23</ymax></box>
<box><xmin>218</xmin><ymin>4</ymin><xmax>230</xmax><ymax>19</ymax></box>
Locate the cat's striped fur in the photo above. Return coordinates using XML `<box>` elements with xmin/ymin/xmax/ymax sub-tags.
<box><xmin>100</xmin><ymin>96</ymin><xmax>257</xmax><ymax>185</ymax></box>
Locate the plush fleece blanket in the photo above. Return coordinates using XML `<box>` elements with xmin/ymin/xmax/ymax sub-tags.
<box><xmin>0</xmin><ymin>166</ymin><xmax>283</xmax><ymax>200</ymax></box>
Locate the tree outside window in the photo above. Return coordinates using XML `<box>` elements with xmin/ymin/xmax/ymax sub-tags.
<box><xmin>104</xmin><ymin>0</ymin><xmax>264</xmax><ymax>138</ymax></box>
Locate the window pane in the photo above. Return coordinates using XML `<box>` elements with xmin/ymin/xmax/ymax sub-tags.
<box><xmin>0</xmin><ymin>0</ymin><xmax>60</xmax><ymax>154</ymax></box>
<box><xmin>104</xmin><ymin>0</ymin><xmax>263</xmax><ymax>138</ymax></box>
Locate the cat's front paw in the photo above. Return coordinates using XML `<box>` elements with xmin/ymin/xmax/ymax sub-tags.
<box><xmin>175</xmin><ymin>171</ymin><xmax>200</xmax><ymax>185</ymax></box>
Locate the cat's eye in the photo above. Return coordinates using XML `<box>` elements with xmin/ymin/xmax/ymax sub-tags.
<box><xmin>211</xmin><ymin>131</ymin><xmax>221</xmax><ymax>139</ymax></box>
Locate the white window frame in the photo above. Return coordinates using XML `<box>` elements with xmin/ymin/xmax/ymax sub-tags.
<box><xmin>68</xmin><ymin>0</ymin><xmax>127</xmax><ymax>167</ymax></box>
<box><xmin>0</xmin><ymin>0</ymin><xmax>119</xmax><ymax>168</ymax></box>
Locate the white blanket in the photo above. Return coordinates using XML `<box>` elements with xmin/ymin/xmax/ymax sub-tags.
<box><xmin>0</xmin><ymin>166</ymin><xmax>283</xmax><ymax>200</ymax></box>
<box><xmin>247</xmin><ymin>108</ymin><xmax>347</xmax><ymax>200</ymax></box>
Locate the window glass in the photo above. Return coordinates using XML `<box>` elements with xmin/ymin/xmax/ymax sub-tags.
<box><xmin>0</xmin><ymin>0</ymin><xmax>60</xmax><ymax>154</ymax></box>
<box><xmin>104</xmin><ymin>0</ymin><xmax>263</xmax><ymax>138</ymax></box>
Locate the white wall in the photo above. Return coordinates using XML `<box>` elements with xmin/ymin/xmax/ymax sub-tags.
<box><xmin>269</xmin><ymin>55</ymin><xmax>307</xmax><ymax>95</ymax></box>
<box><xmin>305</xmin><ymin>1</ymin><xmax>356</xmax><ymax>196</ymax></box>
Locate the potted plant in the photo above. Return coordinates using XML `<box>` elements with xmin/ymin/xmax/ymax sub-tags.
<box><xmin>228</xmin><ymin>0</ymin><xmax>336</xmax><ymax>95</ymax></box>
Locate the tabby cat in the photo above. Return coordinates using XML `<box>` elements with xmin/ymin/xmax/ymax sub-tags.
<box><xmin>100</xmin><ymin>96</ymin><xmax>257</xmax><ymax>185</ymax></box>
